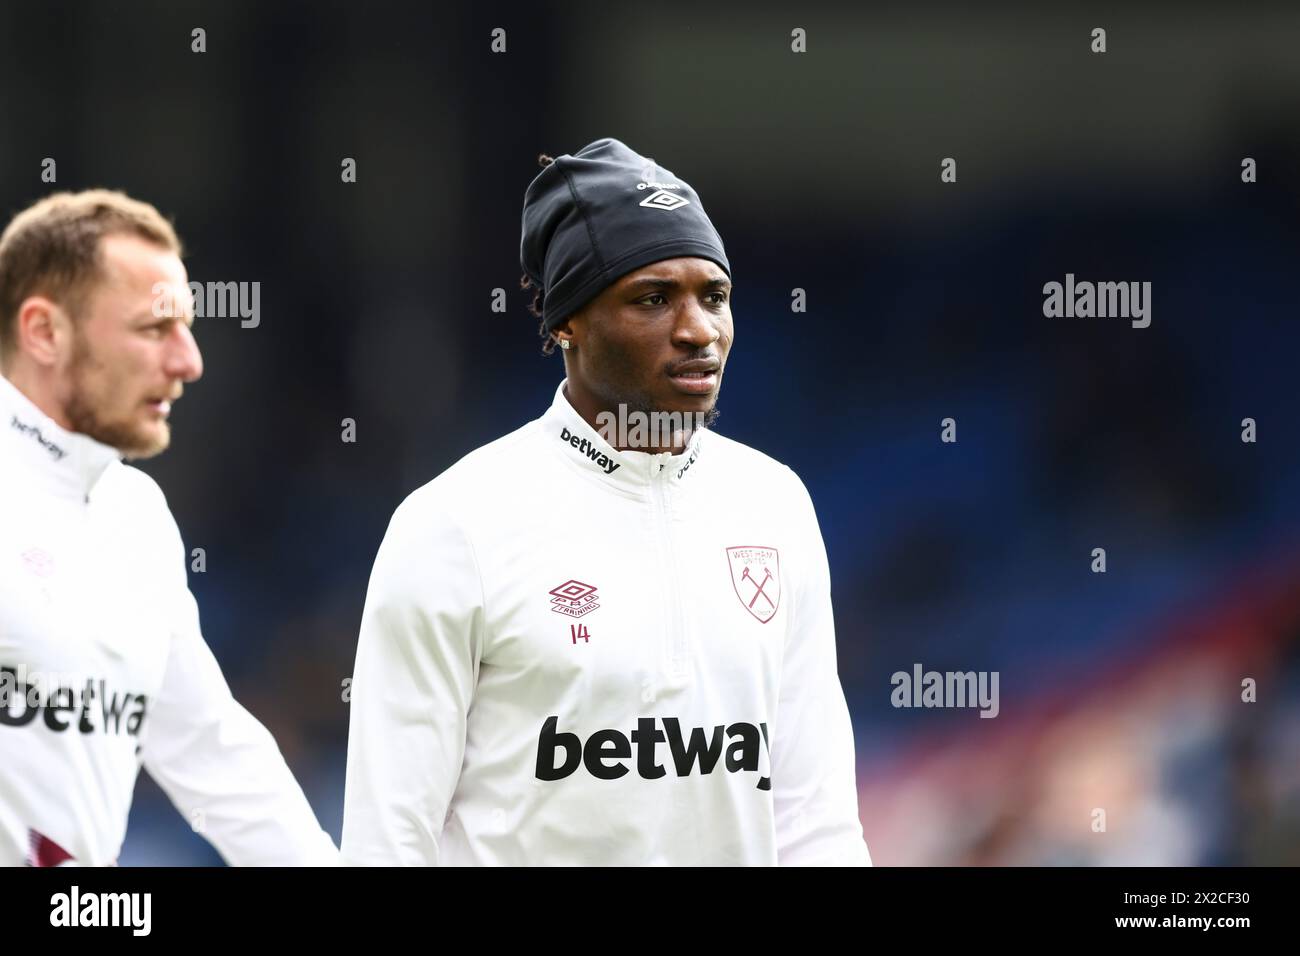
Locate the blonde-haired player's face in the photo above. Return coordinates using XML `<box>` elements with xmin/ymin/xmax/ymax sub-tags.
<box><xmin>60</xmin><ymin>234</ymin><xmax>203</xmax><ymax>459</ymax></box>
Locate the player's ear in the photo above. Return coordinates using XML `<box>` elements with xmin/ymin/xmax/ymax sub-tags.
<box><xmin>551</xmin><ymin>316</ymin><xmax>579</xmax><ymax>352</ymax></box>
<box><xmin>15</xmin><ymin>296</ymin><xmax>69</xmax><ymax>367</ymax></box>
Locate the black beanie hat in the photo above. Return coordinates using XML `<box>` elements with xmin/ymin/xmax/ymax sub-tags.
<box><xmin>520</xmin><ymin>137</ymin><xmax>730</xmax><ymax>332</ymax></box>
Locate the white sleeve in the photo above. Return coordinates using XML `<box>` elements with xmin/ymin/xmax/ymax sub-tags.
<box><xmin>140</xmin><ymin>580</ymin><xmax>339</xmax><ymax>866</ymax></box>
<box><xmin>340</xmin><ymin>495</ymin><xmax>484</xmax><ymax>866</ymax></box>
<box><xmin>771</xmin><ymin>471</ymin><xmax>872</xmax><ymax>866</ymax></box>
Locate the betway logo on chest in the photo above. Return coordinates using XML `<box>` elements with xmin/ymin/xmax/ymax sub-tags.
<box><xmin>0</xmin><ymin>666</ymin><xmax>148</xmax><ymax>736</ymax></box>
<box><xmin>536</xmin><ymin>716</ymin><xmax>772</xmax><ymax>790</ymax></box>
<box><xmin>559</xmin><ymin>427</ymin><xmax>620</xmax><ymax>474</ymax></box>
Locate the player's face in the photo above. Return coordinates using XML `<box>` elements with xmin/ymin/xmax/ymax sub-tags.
<box><xmin>561</xmin><ymin>256</ymin><xmax>733</xmax><ymax>430</ymax></box>
<box><xmin>59</xmin><ymin>234</ymin><xmax>203</xmax><ymax>459</ymax></box>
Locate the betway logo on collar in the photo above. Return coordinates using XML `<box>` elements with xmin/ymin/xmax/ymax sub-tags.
<box><xmin>10</xmin><ymin>415</ymin><xmax>66</xmax><ymax>460</ymax></box>
<box><xmin>559</xmin><ymin>426</ymin><xmax>620</xmax><ymax>475</ymax></box>
<box><xmin>675</xmin><ymin>445</ymin><xmax>700</xmax><ymax>481</ymax></box>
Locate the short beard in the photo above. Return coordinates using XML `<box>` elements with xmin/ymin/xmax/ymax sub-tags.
<box><xmin>599</xmin><ymin>377</ymin><xmax>721</xmax><ymax>426</ymax></box>
<box><xmin>63</xmin><ymin>337</ymin><xmax>169</xmax><ymax>459</ymax></box>
<box><xmin>596</xmin><ymin>383</ymin><xmax>720</xmax><ymax>450</ymax></box>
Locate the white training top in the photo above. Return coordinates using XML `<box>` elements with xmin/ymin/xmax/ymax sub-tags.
<box><xmin>0</xmin><ymin>375</ymin><xmax>337</xmax><ymax>866</ymax></box>
<box><xmin>341</xmin><ymin>380</ymin><xmax>870</xmax><ymax>866</ymax></box>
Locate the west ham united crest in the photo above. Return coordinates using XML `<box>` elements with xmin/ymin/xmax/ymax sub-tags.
<box><xmin>725</xmin><ymin>546</ymin><xmax>781</xmax><ymax>623</ymax></box>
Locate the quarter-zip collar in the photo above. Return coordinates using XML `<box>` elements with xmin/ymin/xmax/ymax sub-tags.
<box><xmin>0</xmin><ymin>374</ymin><xmax>121</xmax><ymax>502</ymax></box>
<box><xmin>539</xmin><ymin>379</ymin><xmax>707</xmax><ymax>496</ymax></box>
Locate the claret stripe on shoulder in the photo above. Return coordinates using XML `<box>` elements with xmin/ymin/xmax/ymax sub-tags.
<box><xmin>559</xmin><ymin>427</ymin><xmax>620</xmax><ymax>475</ymax></box>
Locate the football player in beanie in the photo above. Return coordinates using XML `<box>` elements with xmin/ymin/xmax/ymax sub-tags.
<box><xmin>342</xmin><ymin>138</ymin><xmax>871</xmax><ymax>866</ymax></box>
